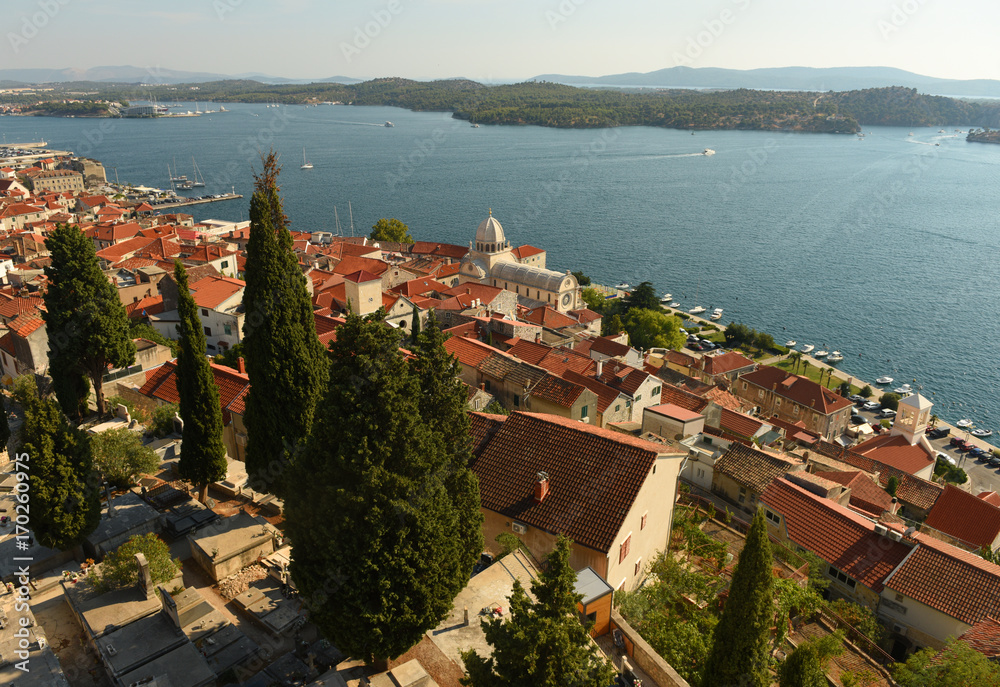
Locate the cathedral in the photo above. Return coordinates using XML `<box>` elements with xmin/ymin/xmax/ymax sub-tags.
<box><xmin>458</xmin><ymin>212</ymin><xmax>581</xmax><ymax>312</ymax></box>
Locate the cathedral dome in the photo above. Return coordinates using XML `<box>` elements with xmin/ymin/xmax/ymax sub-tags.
<box><xmin>476</xmin><ymin>213</ymin><xmax>506</xmax><ymax>247</ymax></box>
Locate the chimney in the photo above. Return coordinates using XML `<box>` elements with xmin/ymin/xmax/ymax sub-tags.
<box><xmin>596</xmin><ymin>359</ymin><xmax>604</xmax><ymax>377</ymax></box>
<box><xmin>535</xmin><ymin>332</ymin><xmax>541</xmax><ymax>344</ymax></box>
<box><xmin>466</xmin><ymin>288</ymin><xmax>471</xmax><ymax>295</ymax></box>
<box><xmin>479</xmin><ymin>383</ymin><xmax>485</xmax><ymax>391</ymax></box>
<box><xmin>534</xmin><ymin>471</ymin><xmax>550</xmax><ymax>504</ymax></box>
<box><xmin>135</xmin><ymin>552</ymin><xmax>154</xmax><ymax>600</ymax></box>
<box><xmin>237</xmin><ymin>356</ymin><xmax>246</xmax><ymax>375</ymax></box>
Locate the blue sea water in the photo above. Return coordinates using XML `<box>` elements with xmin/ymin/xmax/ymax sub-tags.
<box><xmin>2</xmin><ymin>104</ymin><xmax>999</xmax><ymax>429</ymax></box>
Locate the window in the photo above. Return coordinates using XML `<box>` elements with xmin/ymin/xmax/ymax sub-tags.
<box><xmin>204</xmin><ymin>326</ymin><xmax>211</xmax><ymax>336</ymax></box>
<box><xmin>581</xmin><ymin>405</ymin><xmax>589</xmax><ymax>419</ymax></box>
<box><xmin>221</xmin><ymin>260</ymin><xmax>229</xmax><ymax>269</ymax></box>
<box><xmin>696</xmin><ymin>467</ymin><xmax>706</xmax><ymax>479</ymax></box>
<box><xmin>764</xmin><ymin>509</ymin><xmax>781</xmax><ymax>525</ymax></box>
<box><xmin>635</xmin><ymin>394</ymin><xmax>641</xmax><ymax>402</ymax></box>
<box><xmin>793</xmin><ymin>405</ymin><xmax>799</xmax><ymax>416</ymax></box>
<box><xmin>641</xmin><ymin>512</ymin><xmax>648</xmax><ymax>530</ymax></box>
<box><xmin>758</xmin><ymin>389</ymin><xmax>764</xmax><ymax>399</ymax></box>
<box><xmin>652</xmin><ymin>386</ymin><xmax>661</xmax><ymax>396</ymax></box>
<box><xmin>619</xmin><ymin>534</ymin><xmax>631</xmax><ymax>563</ymax></box>
<box><xmin>776</xmin><ymin>398</ymin><xmax>781</xmax><ymax>407</ymax></box>
<box><xmin>615</xmin><ymin>404</ymin><xmax>620</xmax><ymax>412</ymax></box>
<box><xmin>484</xmin><ymin>380</ymin><xmax>491</xmax><ymax>392</ymax></box>
<box><xmin>224</xmin><ymin>324</ymin><xmax>232</xmax><ymax>335</ymax></box>
<box><xmin>743</xmin><ymin>382</ymin><xmax>747</xmax><ymax>391</ymax></box>
<box><xmin>513</xmin><ymin>395</ymin><xmax>520</xmax><ymax>408</ymax></box>
<box><xmin>828</xmin><ymin>565</ymin><xmax>857</xmax><ymax>589</ymax></box>
<box><xmin>201</xmin><ymin>308</ymin><xmax>208</xmax><ymax>316</ymax></box>
<box><xmin>634</xmin><ymin>557</ymin><xmax>643</xmax><ymax>577</ymax></box>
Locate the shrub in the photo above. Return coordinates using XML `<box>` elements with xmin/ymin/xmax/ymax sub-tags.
<box><xmin>88</xmin><ymin>533</ymin><xmax>180</xmax><ymax>593</ymax></box>
<box><xmin>860</xmin><ymin>385</ymin><xmax>873</xmax><ymax>398</ymax></box>
<box><xmin>879</xmin><ymin>392</ymin><xmax>901</xmax><ymax>411</ymax></box>
<box><xmin>495</xmin><ymin>532</ymin><xmax>523</xmax><ymax>557</ymax></box>
<box><xmin>106</xmin><ymin>394</ymin><xmax>148</xmax><ymax>423</ymax></box>
<box><xmin>148</xmin><ymin>403</ymin><xmax>179</xmax><ymax>437</ymax></box>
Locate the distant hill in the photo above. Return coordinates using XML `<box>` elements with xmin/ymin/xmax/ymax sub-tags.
<box><xmin>531</xmin><ymin>66</ymin><xmax>1000</xmax><ymax>98</ymax></box>
<box><xmin>0</xmin><ymin>66</ymin><xmax>363</xmax><ymax>85</ymax></box>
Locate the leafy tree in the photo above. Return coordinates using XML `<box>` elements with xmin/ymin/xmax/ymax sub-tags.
<box><xmin>753</xmin><ymin>331</ymin><xmax>776</xmax><ymax>352</ymax></box>
<box><xmin>724</xmin><ymin>322</ymin><xmax>753</xmax><ymax>346</ymax></box>
<box><xmin>860</xmin><ymin>385</ymin><xmax>873</xmax><ymax>398</ymax></box>
<box><xmin>482</xmin><ymin>399</ymin><xmax>508</xmax><ymax>415</ymax></box>
<box><xmin>624</xmin><ymin>308</ymin><xmax>686</xmax><ymax>351</ymax></box>
<box><xmin>43</xmin><ymin>224</ymin><xmax>136</xmax><ymax>418</ymax></box>
<box><xmin>602</xmin><ymin>313</ymin><xmax>624</xmax><ymax>337</ymax></box>
<box><xmin>91</xmin><ymin>427</ymin><xmax>159</xmax><ymax>488</ymax></box>
<box><xmin>879</xmin><ymin>392</ymin><xmax>901</xmax><ymax>411</ymax></box>
<box><xmin>826</xmin><ymin>599</ymin><xmax>885</xmax><ymax>647</ymax></box>
<box><xmin>571</xmin><ymin>270</ymin><xmax>591</xmax><ymax>286</ymax></box>
<box><xmin>174</xmin><ymin>262</ymin><xmax>228</xmax><ymax>503</ymax></box>
<box><xmin>17</xmin><ymin>375</ymin><xmax>100</xmax><ymax>550</ymax></box>
<box><xmin>495</xmin><ymin>532</ymin><xmax>523</xmax><ymax>557</ymax></box>
<box><xmin>242</xmin><ymin>153</ymin><xmax>330</xmax><ymax>497</ymax></box>
<box><xmin>893</xmin><ymin>639</ymin><xmax>1000</xmax><ymax>686</ymax></box>
<box><xmin>130</xmin><ymin>321</ymin><xmax>179</xmax><ymax>357</ymax></box>
<box><xmin>369</xmin><ymin>217</ymin><xmax>414</xmax><ymax>244</ymax></box>
<box><xmin>788</xmin><ymin>351</ymin><xmax>803</xmax><ymax>374</ymax></box>
<box><xmin>286</xmin><ymin>310</ymin><xmax>481</xmax><ymax>665</ymax></box>
<box><xmin>0</xmin><ymin>393</ymin><xmax>9</xmax><ymax>455</ymax></box>
<box><xmin>87</xmin><ymin>533</ymin><xmax>180</xmax><ymax>593</ymax></box>
<box><xmin>212</xmin><ymin>341</ymin><xmax>246</xmax><ymax>370</ymax></box>
<box><xmin>148</xmin><ymin>403</ymin><xmax>179</xmax><ymax>438</ymax></box>
<box><xmin>779</xmin><ymin>643</ymin><xmax>827</xmax><ymax>687</ymax></box>
<box><xmin>886</xmin><ymin>475</ymin><xmax>899</xmax><ymax>498</ymax></box>
<box><xmin>623</xmin><ymin>281</ymin><xmax>660</xmax><ymax>312</ymax></box>
<box><xmin>839</xmin><ymin>381</ymin><xmax>851</xmax><ymax>397</ymax></box>
<box><xmin>580</xmin><ymin>287</ymin><xmax>607</xmax><ymax>313</ymax></box>
<box><xmin>702</xmin><ymin>508</ymin><xmax>775</xmax><ymax>687</ymax></box>
<box><xmin>461</xmin><ymin>536</ymin><xmax>616</xmax><ymax>687</ymax></box>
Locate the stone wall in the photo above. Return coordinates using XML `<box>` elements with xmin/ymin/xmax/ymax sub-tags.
<box><xmin>610</xmin><ymin>609</ymin><xmax>691</xmax><ymax>687</ymax></box>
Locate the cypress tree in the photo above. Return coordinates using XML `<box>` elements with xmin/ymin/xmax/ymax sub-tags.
<box><xmin>242</xmin><ymin>152</ymin><xmax>329</xmax><ymax>497</ymax></box>
<box><xmin>285</xmin><ymin>310</ymin><xmax>480</xmax><ymax>665</ymax></box>
<box><xmin>16</xmin><ymin>376</ymin><xmax>100</xmax><ymax>550</ymax></box>
<box><xmin>702</xmin><ymin>508</ymin><xmax>775</xmax><ymax>687</ymax></box>
<box><xmin>0</xmin><ymin>393</ymin><xmax>9</xmax><ymax>456</ymax></box>
<box><xmin>779</xmin><ymin>644</ymin><xmax>827</xmax><ymax>687</ymax></box>
<box><xmin>43</xmin><ymin>223</ymin><xmax>136</xmax><ymax>418</ymax></box>
<box><xmin>410</xmin><ymin>305</ymin><xmax>421</xmax><ymax>342</ymax></box>
<box><xmin>461</xmin><ymin>536</ymin><xmax>616</xmax><ymax>687</ymax></box>
<box><xmin>411</xmin><ymin>311</ymin><xmax>483</xmax><ymax>565</ymax></box>
<box><xmin>174</xmin><ymin>261</ymin><xmax>227</xmax><ymax>502</ymax></box>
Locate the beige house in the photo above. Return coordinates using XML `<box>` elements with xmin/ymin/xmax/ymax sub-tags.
<box><xmin>30</xmin><ymin>169</ymin><xmax>85</xmax><ymax>194</ymax></box>
<box><xmin>470</xmin><ymin>411</ymin><xmax>686</xmax><ymax>592</ymax></box>
<box><xmin>734</xmin><ymin>365</ymin><xmax>852</xmax><ymax>440</ymax></box>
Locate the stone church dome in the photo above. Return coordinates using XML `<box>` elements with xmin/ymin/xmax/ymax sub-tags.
<box><xmin>476</xmin><ymin>212</ymin><xmax>506</xmax><ymax>247</ymax></box>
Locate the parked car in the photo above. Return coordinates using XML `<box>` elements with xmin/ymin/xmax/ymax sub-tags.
<box><xmin>849</xmin><ymin>416</ymin><xmax>866</xmax><ymax>425</ymax></box>
<box><xmin>990</xmin><ymin>455</ymin><xmax>1000</xmax><ymax>467</ymax></box>
<box><xmin>863</xmin><ymin>401</ymin><xmax>881</xmax><ymax>412</ymax></box>
<box><xmin>928</xmin><ymin>427</ymin><xmax>950</xmax><ymax>439</ymax></box>
<box><xmin>849</xmin><ymin>394</ymin><xmax>866</xmax><ymax>403</ymax></box>
<box><xmin>879</xmin><ymin>408</ymin><xmax>897</xmax><ymax>418</ymax></box>
<box><xmin>958</xmin><ymin>440</ymin><xmax>975</xmax><ymax>452</ymax></box>
<box><xmin>950</xmin><ymin>436</ymin><xmax>964</xmax><ymax>447</ymax></box>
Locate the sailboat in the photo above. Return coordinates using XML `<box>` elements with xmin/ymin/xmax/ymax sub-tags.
<box><xmin>301</xmin><ymin>148</ymin><xmax>313</xmax><ymax>170</ymax></box>
<box><xmin>189</xmin><ymin>157</ymin><xmax>205</xmax><ymax>187</ymax></box>
<box><xmin>169</xmin><ymin>158</ymin><xmax>188</xmax><ymax>183</ymax></box>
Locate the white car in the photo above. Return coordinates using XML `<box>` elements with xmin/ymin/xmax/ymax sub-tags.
<box><xmin>863</xmin><ymin>401</ymin><xmax>881</xmax><ymax>412</ymax></box>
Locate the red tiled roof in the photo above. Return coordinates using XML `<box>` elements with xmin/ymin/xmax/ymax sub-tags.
<box><xmin>562</xmin><ymin>370</ymin><xmax>625</xmax><ymax>415</ymax></box>
<box><xmin>959</xmin><ymin>617</ymin><xmax>1000</xmax><ymax>657</ymax></box>
<box><xmin>332</xmin><ymin>256</ymin><xmax>388</xmax><ymax>277</ymax></box>
<box><xmin>94</xmin><ymin>222</ymin><xmax>140</xmax><ymax>242</ymax></box>
<box><xmin>811</xmin><ymin>441</ymin><xmax>943</xmax><ymax>513</ymax></box>
<box><xmin>813</xmin><ymin>470</ymin><xmax>895</xmax><ymax>516</ymax></box>
<box><xmin>95</xmin><ymin>234</ymin><xmax>156</xmax><ymax>262</ymax></box>
<box><xmin>527</xmin><ymin>374</ymin><xmax>586</xmax><ymax>408</ymax></box>
<box><xmin>741</xmin><ymin>365</ymin><xmax>852</xmax><ymax>415</ymax></box>
<box><xmin>719</xmin><ymin>407</ymin><xmax>766</xmax><ymax>439</ymax></box>
<box><xmin>762</xmin><ymin>478</ymin><xmax>914</xmax><ymax>593</ymax></box>
<box><xmin>469</xmin><ymin>411</ymin><xmax>674</xmax><ymax>552</ymax></box>
<box><xmin>189</xmin><ymin>275</ymin><xmax>245</xmax><ymax>310</ymax></box>
<box><xmin>185</xmin><ymin>244</ymin><xmax>236</xmax><ymax>263</ymax></box>
<box><xmin>441</xmin><ymin>282</ymin><xmax>504</xmax><ymax>305</ymax></box>
<box><xmin>924</xmin><ymin>484</ymin><xmax>1000</xmax><ymax>550</ymax></box>
<box><xmin>714</xmin><ymin>443</ymin><xmax>802</xmax><ymax>494</ymax></box>
<box><xmin>887</xmin><ymin>531</ymin><xmax>1000</xmax><ymax>625</ymax></box>
<box><xmin>391</xmin><ymin>277</ymin><xmax>450</xmax><ymax>298</ymax></box>
<box><xmin>9</xmin><ymin>312</ymin><xmax>45</xmax><ymax>338</ymax></box>
<box><xmin>314</xmin><ymin>312</ymin><xmax>345</xmax><ymax>346</ymax></box>
<box><xmin>512</xmin><ymin>245</ymin><xmax>545</xmax><ymax>259</ymax></box>
<box><xmin>981</xmin><ymin>492</ymin><xmax>1000</xmax><ymax>508</ymax></box>
<box><xmin>702</xmin><ymin>351</ymin><xmax>756</xmax><ymax>376</ymax></box>
<box><xmin>342</xmin><ymin>269</ymin><xmax>381</xmax><ymax>284</ymax></box>
<box><xmin>506</xmin><ymin>338</ymin><xmax>551</xmax><ymax>366</ymax></box>
<box><xmin>0</xmin><ymin>332</ymin><xmax>13</xmax><ymax>357</ymax></box>
<box><xmin>589</xmin><ymin>336</ymin><xmax>632</xmax><ymax>359</ymax></box>
<box><xmin>124</xmin><ymin>295</ymin><xmax>165</xmax><ymax>320</ymax></box>
<box><xmin>409</xmin><ymin>241</ymin><xmax>468</xmax><ymax>260</ymax></box>
<box><xmin>444</xmin><ymin>335</ymin><xmax>498</xmax><ymax>370</ymax></box>
<box><xmin>539</xmin><ymin>347</ymin><xmax>597</xmax><ymax>378</ymax></box>
<box><xmin>853</xmin><ymin>434</ymin><xmax>935</xmax><ymax>476</ymax></box>
<box><xmin>0</xmin><ymin>295</ymin><xmax>44</xmax><ymax>320</ymax></box>
<box><xmin>596</xmin><ymin>359</ymin><xmax>649</xmax><ymax>397</ymax></box>
<box><xmin>523</xmin><ymin>306</ymin><xmax>577</xmax><ymax>330</ymax></box>
<box><xmin>645</xmin><ymin>403</ymin><xmax>703</xmax><ymax>423</ymax></box>
<box><xmin>568</xmin><ymin>308</ymin><xmax>601</xmax><ymax>325</ymax></box>
<box><xmin>658</xmin><ymin>384</ymin><xmax>709</xmax><ymax>414</ymax></box>
<box><xmin>138</xmin><ymin>360</ymin><xmax>251</xmax><ymax>423</ymax></box>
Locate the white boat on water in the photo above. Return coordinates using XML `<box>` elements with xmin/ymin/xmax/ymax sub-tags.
<box><xmin>894</xmin><ymin>384</ymin><xmax>913</xmax><ymax>395</ymax></box>
<box><xmin>785</xmin><ymin>340</ymin><xmax>796</xmax><ymax>347</ymax></box>
<box><xmin>616</xmin><ymin>283</ymin><xmax>630</xmax><ymax>290</ymax></box>
<box><xmin>703</xmin><ymin>148</ymin><xmax>715</xmax><ymax>156</ymax></box>
<box><xmin>956</xmin><ymin>419</ymin><xmax>974</xmax><ymax>428</ymax></box>
<box><xmin>826</xmin><ymin>352</ymin><xmax>844</xmax><ymax>363</ymax></box>
<box><xmin>301</xmin><ymin>148</ymin><xmax>313</xmax><ymax>170</ymax></box>
<box><xmin>710</xmin><ymin>311</ymin><xmax>723</xmax><ymax>321</ymax></box>
<box><xmin>385</xmin><ymin>121</ymin><xmax>394</xmax><ymax>127</ymax></box>
<box><xmin>689</xmin><ymin>306</ymin><xmax>707</xmax><ymax>315</ymax></box>
<box><xmin>660</xmin><ymin>293</ymin><xmax>672</xmax><ymax>301</ymax></box>
<box><xmin>800</xmin><ymin>344</ymin><xmax>814</xmax><ymax>353</ymax></box>
<box><xmin>814</xmin><ymin>350</ymin><xmax>829</xmax><ymax>358</ymax></box>
<box><xmin>973</xmin><ymin>428</ymin><xmax>993</xmax><ymax>438</ymax></box>
<box><xmin>876</xmin><ymin>376</ymin><xmax>893</xmax><ymax>385</ymax></box>
<box><xmin>669</xmin><ymin>302</ymin><xmax>680</xmax><ymax>308</ymax></box>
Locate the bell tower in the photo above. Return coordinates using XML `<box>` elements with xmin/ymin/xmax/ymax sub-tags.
<box><xmin>891</xmin><ymin>393</ymin><xmax>932</xmax><ymax>446</ymax></box>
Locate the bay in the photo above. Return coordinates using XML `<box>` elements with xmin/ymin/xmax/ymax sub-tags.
<box><xmin>3</xmin><ymin>104</ymin><xmax>999</xmax><ymax>430</ymax></box>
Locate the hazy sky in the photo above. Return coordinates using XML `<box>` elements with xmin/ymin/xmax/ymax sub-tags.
<box><xmin>5</xmin><ymin>0</ymin><xmax>1000</xmax><ymax>82</ymax></box>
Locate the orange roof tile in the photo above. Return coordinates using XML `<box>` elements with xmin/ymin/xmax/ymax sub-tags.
<box><xmin>702</xmin><ymin>351</ymin><xmax>756</xmax><ymax>376</ymax></box>
<box><xmin>444</xmin><ymin>335</ymin><xmax>498</xmax><ymax>370</ymax></box>
<box><xmin>469</xmin><ymin>411</ymin><xmax>673</xmax><ymax>553</ymax></box>
<box><xmin>9</xmin><ymin>312</ymin><xmax>45</xmax><ymax>338</ymax></box>
<box><xmin>714</xmin><ymin>443</ymin><xmax>802</xmax><ymax>494</ymax></box>
<box><xmin>853</xmin><ymin>434</ymin><xmax>935</xmax><ymax>476</ymax></box>
<box><xmin>960</xmin><ymin>617</ymin><xmax>1000</xmax><ymax>657</ymax></box>
<box><xmin>138</xmin><ymin>360</ymin><xmax>250</xmax><ymax>423</ymax></box>
<box><xmin>924</xmin><ymin>484</ymin><xmax>1000</xmax><ymax>550</ymax></box>
<box><xmin>741</xmin><ymin>365</ymin><xmax>852</xmax><ymax>415</ymax></box>
<box><xmin>189</xmin><ymin>275</ymin><xmax>245</xmax><ymax>310</ymax></box>
<box><xmin>523</xmin><ymin>306</ymin><xmax>577</xmax><ymax>329</ymax></box>
<box><xmin>527</xmin><ymin>374</ymin><xmax>586</xmax><ymax>408</ymax></box>
<box><xmin>813</xmin><ymin>470</ymin><xmax>894</xmax><ymax>516</ymax></box>
<box><xmin>645</xmin><ymin>403</ymin><xmax>703</xmax><ymax>422</ymax></box>
<box><xmin>512</xmin><ymin>245</ymin><xmax>544</xmax><ymax>259</ymax></box>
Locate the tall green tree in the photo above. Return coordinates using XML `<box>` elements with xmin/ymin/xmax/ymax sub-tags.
<box><xmin>242</xmin><ymin>153</ymin><xmax>330</xmax><ymax>497</ymax></box>
<box><xmin>174</xmin><ymin>262</ymin><xmax>228</xmax><ymax>502</ymax></box>
<box><xmin>411</xmin><ymin>311</ymin><xmax>484</xmax><ymax>567</ymax></box>
<box><xmin>624</xmin><ymin>280</ymin><xmax>660</xmax><ymax>312</ymax></box>
<box><xmin>43</xmin><ymin>223</ymin><xmax>136</xmax><ymax>418</ymax></box>
<box><xmin>286</xmin><ymin>310</ymin><xmax>481</xmax><ymax>665</ymax></box>
<box><xmin>0</xmin><ymin>393</ymin><xmax>10</xmax><ymax>455</ymax></box>
<box><xmin>369</xmin><ymin>217</ymin><xmax>414</xmax><ymax>244</ymax></box>
<box><xmin>624</xmin><ymin>308</ymin><xmax>686</xmax><ymax>351</ymax></box>
<box><xmin>702</xmin><ymin>508</ymin><xmax>775</xmax><ymax>687</ymax></box>
<box><xmin>16</xmin><ymin>375</ymin><xmax>100</xmax><ymax>550</ymax></box>
<box><xmin>91</xmin><ymin>427</ymin><xmax>159</xmax><ymax>488</ymax></box>
<box><xmin>461</xmin><ymin>536</ymin><xmax>616</xmax><ymax>687</ymax></box>
<box><xmin>409</xmin><ymin>305</ymin><xmax>421</xmax><ymax>342</ymax></box>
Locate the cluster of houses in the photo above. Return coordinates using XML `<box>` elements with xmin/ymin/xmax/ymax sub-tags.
<box><xmin>6</xmin><ymin>150</ymin><xmax>1000</xmax><ymax>680</ymax></box>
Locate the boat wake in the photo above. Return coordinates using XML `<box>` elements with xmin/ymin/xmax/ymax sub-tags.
<box><xmin>327</xmin><ymin>120</ymin><xmax>388</xmax><ymax>127</ymax></box>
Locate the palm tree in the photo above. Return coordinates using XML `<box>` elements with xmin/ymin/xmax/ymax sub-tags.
<box><xmin>789</xmin><ymin>351</ymin><xmax>802</xmax><ymax>374</ymax></box>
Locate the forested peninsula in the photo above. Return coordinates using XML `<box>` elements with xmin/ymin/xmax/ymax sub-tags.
<box><xmin>8</xmin><ymin>78</ymin><xmax>1000</xmax><ymax>133</ymax></box>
